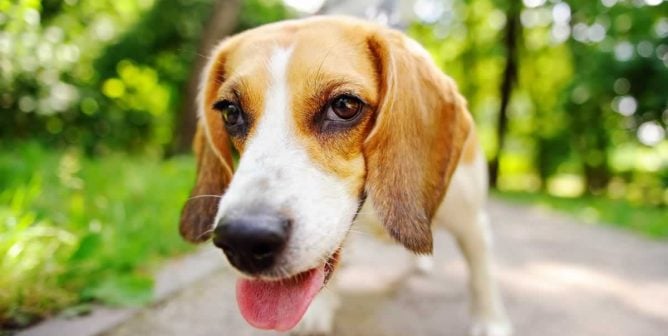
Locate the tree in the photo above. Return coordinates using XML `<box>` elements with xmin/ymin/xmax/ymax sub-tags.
<box><xmin>171</xmin><ymin>0</ymin><xmax>242</xmax><ymax>154</ymax></box>
<box><xmin>489</xmin><ymin>0</ymin><xmax>521</xmax><ymax>188</ymax></box>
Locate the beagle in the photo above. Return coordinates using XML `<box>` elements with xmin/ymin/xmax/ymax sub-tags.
<box><xmin>179</xmin><ymin>16</ymin><xmax>512</xmax><ymax>336</ymax></box>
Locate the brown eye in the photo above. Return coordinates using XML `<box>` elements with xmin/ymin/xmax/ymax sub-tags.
<box><xmin>329</xmin><ymin>95</ymin><xmax>363</xmax><ymax>120</ymax></box>
<box><xmin>213</xmin><ymin>101</ymin><xmax>244</xmax><ymax>127</ymax></box>
<box><xmin>212</xmin><ymin>100</ymin><xmax>248</xmax><ymax>137</ymax></box>
<box><xmin>318</xmin><ymin>94</ymin><xmax>365</xmax><ymax>133</ymax></box>
<box><xmin>222</xmin><ymin>104</ymin><xmax>241</xmax><ymax>126</ymax></box>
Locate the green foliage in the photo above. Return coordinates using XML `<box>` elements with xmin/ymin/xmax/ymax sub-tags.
<box><xmin>237</xmin><ymin>0</ymin><xmax>291</xmax><ymax>32</ymax></box>
<box><xmin>0</xmin><ymin>0</ymin><xmax>290</xmax><ymax>153</ymax></box>
<box><xmin>559</xmin><ymin>0</ymin><xmax>668</xmax><ymax>192</ymax></box>
<box><xmin>0</xmin><ymin>143</ymin><xmax>195</xmax><ymax>327</ymax></box>
<box><xmin>0</xmin><ymin>0</ymin><xmax>155</xmax><ymax>151</ymax></box>
<box><xmin>91</xmin><ymin>0</ymin><xmax>228</xmax><ymax>151</ymax></box>
<box><xmin>408</xmin><ymin>0</ymin><xmax>667</xmax><ymax>200</ymax></box>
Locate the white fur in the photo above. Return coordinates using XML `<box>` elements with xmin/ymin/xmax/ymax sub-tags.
<box><xmin>214</xmin><ymin>47</ymin><xmax>359</xmax><ymax>279</ymax></box>
<box><xmin>435</xmin><ymin>150</ymin><xmax>512</xmax><ymax>336</ymax></box>
<box><xmin>294</xmin><ymin>149</ymin><xmax>512</xmax><ymax>336</ymax></box>
<box><xmin>414</xmin><ymin>255</ymin><xmax>435</xmax><ymax>274</ymax></box>
<box><xmin>291</xmin><ymin>290</ymin><xmax>340</xmax><ymax>335</ymax></box>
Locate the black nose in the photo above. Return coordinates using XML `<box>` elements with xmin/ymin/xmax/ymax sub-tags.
<box><xmin>212</xmin><ymin>212</ymin><xmax>290</xmax><ymax>274</ymax></box>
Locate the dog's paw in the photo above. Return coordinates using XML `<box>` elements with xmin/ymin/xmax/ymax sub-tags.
<box><xmin>469</xmin><ymin>318</ymin><xmax>513</xmax><ymax>336</ymax></box>
<box><xmin>290</xmin><ymin>291</ymin><xmax>339</xmax><ymax>336</ymax></box>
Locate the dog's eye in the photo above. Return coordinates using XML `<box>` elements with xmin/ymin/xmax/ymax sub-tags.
<box><xmin>318</xmin><ymin>94</ymin><xmax>366</xmax><ymax>133</ymax></box>
<box><xmin>328</xmin><ymin>95</ymin><xmax>363</xmax><ymax>120</ymax></box>
<box><xmin>213</xmin><ymin>100</ymin><xmax>245</xmax><ymax>127</ymax></box>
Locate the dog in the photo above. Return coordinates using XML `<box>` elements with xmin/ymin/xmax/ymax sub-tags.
<box><xmin>179</xmin><ymin>16</ymin><xmax>511</xmax><ymax>336</ymax></box>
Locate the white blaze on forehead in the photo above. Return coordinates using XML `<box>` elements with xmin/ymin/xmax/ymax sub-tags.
<box><xmin>215</xmin><ymin>47</ymin><xmax>359</xmax><ymax>277</ymax></box>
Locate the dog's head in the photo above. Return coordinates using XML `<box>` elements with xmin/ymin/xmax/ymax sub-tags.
<box><xmin>179</xmin><ymin>16</ymin><xmax>471</xmax><ymax>331</ymax></box>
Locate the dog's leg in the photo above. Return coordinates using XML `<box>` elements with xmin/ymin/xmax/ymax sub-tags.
<box><xmin>448</xmin><ymin>212</ymin><xmax>512</xmax><ymax>336</ymax></box>
<box><xmin>291</xmin><ymin>289</ymin><xmax>339</xmax><ymax>336</ymax></box>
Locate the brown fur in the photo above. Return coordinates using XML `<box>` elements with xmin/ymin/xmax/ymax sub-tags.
<box><xmin>461</xmin><ymin>128</ymin><xmax>480</xmax><ymax>164</ymax></box>
<box><xmin>286</xmin><ymin>22</ymin><xmax>380</xmax><ymax>195</ymax></box>
<box><xmin>179</xmin><ymin>123</ymin><xmax>233</xmax><ymax>242</ymax></box>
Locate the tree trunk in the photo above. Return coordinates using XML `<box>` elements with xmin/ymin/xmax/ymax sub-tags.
<box><xmin>170</xmin><ymin>0</ymin><xmax>242</xmax><ymax>154</ymax></box>
<box><xmin>489</xmin><ymin>1</ymin><xmax>521</xmax><ymax>189</ymax></box>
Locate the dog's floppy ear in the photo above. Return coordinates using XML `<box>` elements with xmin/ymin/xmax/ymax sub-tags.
<box><xmin>364</xmin><ymin>30</ymin><xmax>472</xmax><ymax>254</ymax></box>
<box><xmin>179</xmin><ymin>46</ymin><xmax>234</xmax><ymax>243</ymax></box>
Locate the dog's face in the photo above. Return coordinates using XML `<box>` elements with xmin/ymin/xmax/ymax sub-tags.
<box><xmin>180</xmin><ymin>16</ymin><xmax>471</xmax><ymax>331</ymax></box>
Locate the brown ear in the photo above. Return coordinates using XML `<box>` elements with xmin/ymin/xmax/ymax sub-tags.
<box><xmin>364</xmin><ymin>30</ymin><xmax>472</xmax><ymax>254</ymax></box>
<box><xmin>179</xmin><ymin>44</ymin><xmax>234</xmax><ymax>243</ymax></box>
<box><xmin>179</xmin><ymin>123</ymin><xmax>233</xmax><ymax>242</ymax></box>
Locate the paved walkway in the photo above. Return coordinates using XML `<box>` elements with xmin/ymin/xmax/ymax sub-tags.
<box><xmin>105</xmin><ymin>200</ymin><xmax>668</xmax><ymax>336</ymax></box>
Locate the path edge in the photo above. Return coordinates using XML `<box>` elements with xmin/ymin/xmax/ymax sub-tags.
<box><xmin>15</xmin><ymin>246</ymin><xmax>224</xmax><ymax>336</ymax></box>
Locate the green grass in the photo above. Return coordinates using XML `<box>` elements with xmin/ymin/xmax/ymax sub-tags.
<box><xmin>0</xmin><ymin>143</ymin><xmax>196</xmax><ymax>328</ymax></box>
<box><xmin>494</xmin><ymin>190</ymin><xmax>668</xmax><ymax>239</ymax></box>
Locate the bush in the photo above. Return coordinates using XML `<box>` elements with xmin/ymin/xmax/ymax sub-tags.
<box><xmin>0</xmin><ymin>143</ymin><xmax>195</xmax><ymax>328</ymax></box>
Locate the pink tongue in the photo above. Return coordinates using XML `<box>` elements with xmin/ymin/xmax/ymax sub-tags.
<box><xmin>236</xmin><ymin>266</ymin><xmax>325</xmax><ymax>332</ymax></box>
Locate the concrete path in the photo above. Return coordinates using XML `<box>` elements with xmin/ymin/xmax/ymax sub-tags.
<box><xmin>105</xmin><ymin>200</ymin><xmax>668</xmax><ymax>336</ymax></box>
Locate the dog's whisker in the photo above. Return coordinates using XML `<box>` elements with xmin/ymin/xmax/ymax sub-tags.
<box><xmin>347</xmin><ymin>228</ymin><xmax>371</xmax><ymax>235</ymax></box>
<box><xmin>188</xmin><ymin>194</ymin><xmax>223</xmax><ymax>201</ymax></box>
<box><xmin>195</xmin><ymin>226</ymin><xmax>215</xmax><ymax>240</ymax></box>
<box><xmin>195</xmin><ymin>52</ymin><xmax>211</xmax><ymax>60</ymax></box>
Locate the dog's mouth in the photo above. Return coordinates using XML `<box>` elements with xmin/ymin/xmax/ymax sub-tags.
<box><xmin>235</xmin><ymin>249</ymin><xmax>341</xmax><ymax>331</ymax></box>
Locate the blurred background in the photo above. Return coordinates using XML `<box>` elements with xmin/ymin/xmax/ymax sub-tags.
<box><xmin>1</xmin><ymin>0</ymin><xmax>666</xmax><ymax>330</ymax></box>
